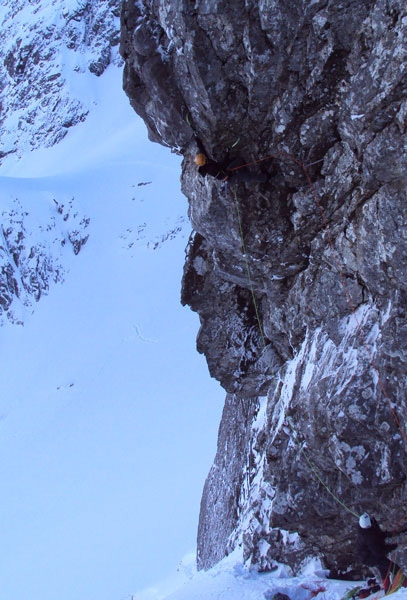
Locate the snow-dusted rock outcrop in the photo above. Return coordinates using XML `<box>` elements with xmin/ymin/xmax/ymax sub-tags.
<box><xmin>121</xmin><ymin>0</ymin><xmax>407</xmax><ymax>578</ymax></box>
<box><xmin>0</xmin><ymin>194</ymin><xmax>89</xmax><ymax>324</ymax></box>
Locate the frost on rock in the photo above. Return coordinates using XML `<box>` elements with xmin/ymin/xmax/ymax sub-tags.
<box><xmin>121</xmin><ymin>0</ymin><xmax>407</xmax><ymax>579</ymax></box>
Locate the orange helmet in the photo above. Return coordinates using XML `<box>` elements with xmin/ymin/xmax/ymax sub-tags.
<box><xmin>194</xmin><ymin>152</ymin><xmax>207</xmax><ymax>166</ymax></box>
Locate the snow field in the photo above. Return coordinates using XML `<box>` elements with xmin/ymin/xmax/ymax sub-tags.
<box><xmin>0</xmin><ymin>63</ymin><xmax>223</xmax><ymax>600</ymax></box>
<box><xmin>133</xmin><ymin>548</ymin><xmax>407</xmax><ymax>600</ymax></box>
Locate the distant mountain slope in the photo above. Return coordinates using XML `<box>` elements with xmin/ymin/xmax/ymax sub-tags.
<box><xmin>0</xmin><ymin>0</ymin><xmax>121</xmax><ymax>160</ymax></box>
<box><xmin>0</xmin><ymin>0</ymin><xmax>122</xmax><ymax>324</ymax></box>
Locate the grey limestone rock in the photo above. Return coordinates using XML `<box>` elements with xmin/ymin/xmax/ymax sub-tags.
<box><xmin>121</xmin><ymin>0</ymin><xmax>407</xmax><ymax>578</ymax></box>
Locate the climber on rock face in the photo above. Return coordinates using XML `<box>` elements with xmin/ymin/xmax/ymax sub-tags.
<box><xmin>356</xmin><ymin>512</ymin><xmax>406</xmax><ymax>591</ymax></box>
<box><xmin>194</xmin><ymin>152</ymin><xmax>268</xmax><ymax>184</ymax></box>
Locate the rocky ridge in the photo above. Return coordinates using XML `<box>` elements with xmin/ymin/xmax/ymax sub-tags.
<box><xmin>121</xmin><ymin>0</ymin><xmax>407</xmax><ymax>579</ymax></box>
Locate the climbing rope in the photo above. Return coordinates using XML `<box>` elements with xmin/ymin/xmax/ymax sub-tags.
<box><xmin>287</xmin><ymin>418</ymin><xmax>360</xmax><ymax>518</ymax></box>
<box><xmin>233</xmin><ymin>187</ymin><xmax>267</xmax><ymax>349</ymax></box>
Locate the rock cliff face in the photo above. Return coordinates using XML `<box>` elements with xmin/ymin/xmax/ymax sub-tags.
<box><xmin>121</xmin><ymin>0</ymin><xmax>407</xmax><ymax>577</ymax></box>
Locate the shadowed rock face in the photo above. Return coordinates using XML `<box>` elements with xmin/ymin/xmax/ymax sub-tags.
<box><xmin>121</xmin><ymin>0</ymin><xmax>407</xmax><ymax>577</ymax></box>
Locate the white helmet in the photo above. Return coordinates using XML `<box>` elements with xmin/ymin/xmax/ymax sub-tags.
<box><xmin>359</xmin><ymin>513</ymin><xmax>372</xmax><ymax>529</ymax></box>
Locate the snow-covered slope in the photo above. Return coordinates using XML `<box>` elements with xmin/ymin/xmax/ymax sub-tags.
<box><xmin>0</xmin><ymin>0</ymin><xmax>121</xmax><ymax>158</ymax></box>
<box><xmin>0</xmin><ymin>61</ymin><xmax>223</xmax><ymax>600</ymax></box>
<box><xmin>0</xmin><ymin>0</ymin><xmax>124</xmax><ymax>322</ymax></box>
<box><xmin>0</xmin><ymin>62</ymin><xmax>182</xmax><ymax>324</ymax></box>
<box><xmin>133</xmin><ymin>548</ymin><xmax>407</xmax><ymax>600</ymax></box>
